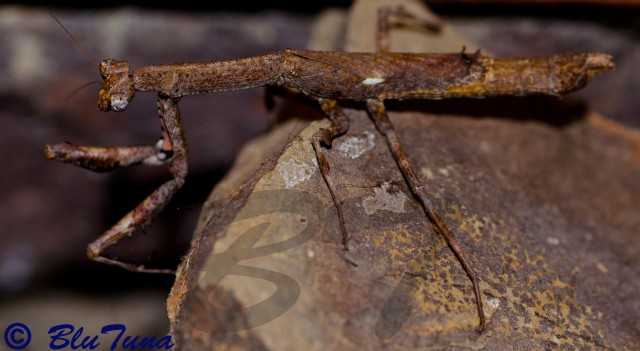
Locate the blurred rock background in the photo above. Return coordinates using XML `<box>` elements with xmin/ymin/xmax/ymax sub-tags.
<box><xmin>0</xmin><ymin>1</ymin><xmax>638</xmax><ymax>349</ymax></box>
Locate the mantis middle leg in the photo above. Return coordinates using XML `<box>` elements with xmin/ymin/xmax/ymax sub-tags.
<box><xmin>311</xmin><ymin>98</ymin><xmax>350</xmax><ymax>249</ymax></box>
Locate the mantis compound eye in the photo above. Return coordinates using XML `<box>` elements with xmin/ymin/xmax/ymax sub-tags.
<box><xmin>98</xmin><ymin>59</ymin><xmax>135</xmax><ymax>112</ymax></box>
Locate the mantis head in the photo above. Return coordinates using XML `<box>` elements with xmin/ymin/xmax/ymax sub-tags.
<box><xmin>98</xmin><ymin>59</ymin><xmax>135</xmax><ymax>112</ymax></box>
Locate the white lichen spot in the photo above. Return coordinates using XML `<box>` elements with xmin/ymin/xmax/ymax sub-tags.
<box><xmin>337</xmin><ymin>131</ymin><xmax>375</xmax><ymax>159</ymax></box>
<box><xmin>547</xmin><ymin>237</ymin><xmax>560</xmax><ymax>245</ymax></box>
<box><xmin>362</xmin><ymin>182</ymin><xmax>406</xmax><ymax>215</ymax></box>
<box><xmin>487</xmin><ymin>298</ymin><xmax>501</xmax><ymax>309</ymax></box>
<box><xmin>438</xmin><ymin>168</ymin><xmax>449</xmax><ymax>177</ymax></box>
<box><xmin>278</xmin><ymin>158</ymin><xmax>317</xmax><ymax>188</ymax></box>
<box><xmin>362</xmin><ymin>77</ymin><xmax>385</xmax><ymax>85</ymax></box>
<box><xmin>306</xmin><ymin>249</ymin><xmax>315</xmax><ymax>258</ymax></box>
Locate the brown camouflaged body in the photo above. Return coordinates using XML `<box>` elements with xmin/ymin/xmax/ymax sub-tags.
<box><xmin>130</xmin><ymin>50</ymin><xmax>613</xmax><ymax>101</ymax></box>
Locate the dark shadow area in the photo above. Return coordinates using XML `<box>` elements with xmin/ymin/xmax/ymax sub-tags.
<box><xmin>4</xmin><ymin>0</ymin><xmax>639</xmax><ymax>36</ymax></box>
<box><xmin>8</xmin><ymin>1</ymin><xmax>637</xmax><ymax>37</ymax></box>
<box><xmin>0</xmin><ymin>165</ymin><xmax>228</xmax><ymax>298</ymax></box>
<box><xmin>0</xmin><ymin>93</ymin><xmax>37</xmax><ymax>116</ymax></box>
<box><xmin>97</xmin><ymin>165</ymin><xmax>227</xmax><ymax>270</ymax></box>
<box><xmin>20</xmin><ymin>1</ymin><xmax>352</xmax><ymax>13</ymax></box>
<box><xmin>267</xmin><ymin>86</ymin><xmax>589</xmax><ymax>127</ymax></box>
<box><xmin>44</xmin><ymin>261</ymin><xmax>177</xmax><ymax>296</ymax></box>
<box><xmin>384</xmin><ymin>95</ymin><xmax>588</xmax><ymax>126</ymax></box>
<box><xmin>431</xmin><ymin>3</ymin><xmax>640</xmax><ymax>35</ymax></box>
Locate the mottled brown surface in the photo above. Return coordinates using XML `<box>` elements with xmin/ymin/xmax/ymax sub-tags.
<box><xmin>44</xmin><ymin>143</ymin><xmax>157</xmax><ymax>172</ymax></box>
<box><xmin>126</xmin><ymin>49</ymin><xmax>613</xmax><ymax>103</ymax></box>
<box><xmin>283</xmin><ymin>51</ymin><xmax>613</xmax><ymax>100</ymax></box>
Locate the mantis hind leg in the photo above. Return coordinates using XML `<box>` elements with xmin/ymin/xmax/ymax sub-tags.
<box><xmin>45</xmin><ymin>94</ymin><xmax>188</xmax><ymax>274</ymax></box>
<box><xmin>366</xmin><ymin>98</ymin><xmax>486</xmax><ymax>332</ymax></box>
<box><xmin>311</xmin><ymin>98</ymin><xmax>350</xmax><ymax>250</ymax></box>
<box><xmin>372</xmin><ymin>5</ymin><xmax>486</xmax><ymax>332</ymax></box>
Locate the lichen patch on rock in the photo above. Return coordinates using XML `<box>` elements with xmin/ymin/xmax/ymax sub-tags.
<box><xmin>337</xmin><ymin>131</ymin><xmax>375</xmax><ymax>159</ymax></box>
<box><xmin>362</xmin><ymin>182</ymin><xmax>407</xmax><ymax>215</ymax></box>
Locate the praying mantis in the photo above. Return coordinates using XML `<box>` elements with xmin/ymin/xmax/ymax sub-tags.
<box><xmin>44</xmin><ymin>8</ymin><xmax>614</xmax><ymax>333</ymax></box>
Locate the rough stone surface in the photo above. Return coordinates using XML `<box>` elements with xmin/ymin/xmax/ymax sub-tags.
<box><xmin>171</xmin><ymin>106</ymin><xmax>640</xmax><ymax>350</ymax></box>
<box><xmin>169</xmin><ymin>1</ymin><xmax>640</xmax><ymax>350</ymax></box>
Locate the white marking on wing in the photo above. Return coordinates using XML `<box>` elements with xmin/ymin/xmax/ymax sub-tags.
<box><xmin>362</xmin><ymin>77</ymin><xmax>385</xmax><ymax>85</ymax></box>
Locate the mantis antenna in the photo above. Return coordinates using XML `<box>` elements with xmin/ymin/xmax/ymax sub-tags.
<box><xmin>50</xmin><ymin>12</ymin><xmax>100</xmax><ymax>72</ymax></box>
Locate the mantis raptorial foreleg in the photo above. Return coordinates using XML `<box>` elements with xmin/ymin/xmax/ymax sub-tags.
<box><xmin>46</xmin><ymin>94</ymin><xmax>187</xmax><ymax>274</ymax></box>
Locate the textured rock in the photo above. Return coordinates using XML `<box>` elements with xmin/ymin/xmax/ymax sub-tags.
<box><xmin>171</xmin><ymin>106</ymin><xmax>640</xmax><ymax>350</ymax></box>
